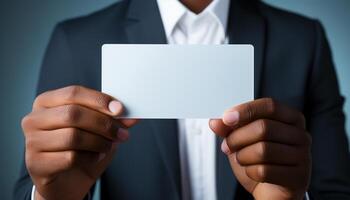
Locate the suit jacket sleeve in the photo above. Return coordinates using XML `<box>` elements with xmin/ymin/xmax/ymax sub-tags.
<box><xmin>13</xmin><ymin>23</ymin><xmax>94</xmax><ymax>200</ymax></box>
<box><xmin>307</xmin><ymin>21</ymin><xmax>350</xmax><ymax>199</ymax></box>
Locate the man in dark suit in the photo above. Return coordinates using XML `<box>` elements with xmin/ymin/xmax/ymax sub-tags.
<box><xmin>14</xmin><ymin>0</ymin><xmax>350</xmax><ymax>199</ymax></box>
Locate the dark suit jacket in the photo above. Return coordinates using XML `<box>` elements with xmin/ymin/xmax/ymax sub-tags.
<box><xmin>14</xmin><ymin>0</ymin><xmax>350</xmax><ymax>199</ymax></box>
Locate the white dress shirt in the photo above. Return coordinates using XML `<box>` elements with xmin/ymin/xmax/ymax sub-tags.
<box><xmin>31</xmin><ymin>1</ymin><xmax>309</xmax><ymax>199</ymax></box>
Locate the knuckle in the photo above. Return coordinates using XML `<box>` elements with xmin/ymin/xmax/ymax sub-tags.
<box><xmin>102</xmin><ymin>118</ymin><xmax>118</xmax><ymax>135</ymax></box>
<box><xmin>257</xmin><ymin>142</ymin><xmax>268</xmax><ymax>161</ymax></box>
<box><xmin>256</xmin><ymin>165</ymin><xmax>267</xmax><ymax>181</ymax></box>
<box><xmin>64</xmin><ymin>151</ymin><xmax>77</xmax><ymax>168</ymax></box>
<box><xmin>226</xmin><ymin>134</ymin><xmax>237</xmax><ymax>151</ymax></box>
<box><xmin>94</xmin><ymin>94</ymin><xmax>111</xmax><ymax>109</ymax></box>
<box><xmin>66</xmin><ymin>128</ymin><xmax>82</xmax><ymax>147</ymax></box>
<box><xmin>265</xmin><ymin>98</ymin><xmax>276</xmax><ymax>115</ymax></box>
<box><xmin>63</xmin><ymin>85</ymin><xmax>81</xmax><ymax>102</ymax></box>
<box><xmin>235</xmin><ymin>151</ymin><xmax>244</xmax><ymax>163</ymax></box>
<box><xmin>299</xmin><ymin>113</ymin><xmax>306</xmax><ymax>128</ymax></box>
<box><xmin>245</xmin><ymin>103</ymin><xmax>254</xmax><ymax>122</ymax></box>
<box><xmin>65</xmin><ymin>127</ymin><xmax>79</xmax><ymax>135</ymax></box>
<box><xmin>61</xmin><ymin>105</ymin><xmax>81</xmax><ymax>124</ymax></box>
<box><xmin>33</xmin><ymin>91</ymin><xmax>48</xmax><ymax>108</ymax></box>
<box><xmin>21</xmin><ymin>114</ymin><xmax>32</xmax><ymax>131</ymax></box>
<box><xmin>304</xmin><ymin>132</ymin><xmax>312</xmax><ymax>146</ymax></box>
<box><xmin>32</xmin><ymin>97</ymin><xmax>40</xmax><ymax>109</ymax></box>
<box><xmin>25</xmin><ymin>151</ymin><xmax>36</xmax><ymax>172</ymax></box>
<box><xmin>256</xmin><ymin>119</ymin><xmax>268</xmax><ymax>139</ymax></box>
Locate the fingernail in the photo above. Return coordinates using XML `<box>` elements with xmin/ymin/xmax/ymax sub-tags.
<box><xmin>221</xmin><ymin>139</ymin><xmax>231</xmax><ymax>155</ymax></box>
<box><xmin>117</xmin><ymin>128</ymin><xmax>129</xmax><ymax>142</ymax></box>
<box><xmin>223</xmin><ymin>111</ymin><xmax>239</xmax><ymax>126</ymax></box>
<box><xmin>108</xmin><ymin>100</ymin><xmax>122</xmax><ymax>115</ymax></box>
<box><xmin>98</xmin><ymin>153</ymin><xmax>106</xmax><ymax>162</ymax></box>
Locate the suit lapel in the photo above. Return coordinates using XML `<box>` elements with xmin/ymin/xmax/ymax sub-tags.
<box><xmin>216</xmin><ymin>1</ymin><xmax>267</xmax><ymax>200</ymax></box>
<box><xmin>228</xmin><ymin>0</ymin><xmax>266</xmax><ymax>99</ymax></box>
<box><xmin>125</xmin><ymin>0</ymin><xmax>167</xmax><ymax>44</ymax></box>
<box><xmin>150</xmin><ymin>119</ymin><xmax>181</xmax><ymax>199</ymax></box>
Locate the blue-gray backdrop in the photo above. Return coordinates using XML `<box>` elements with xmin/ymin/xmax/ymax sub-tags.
<box><xmin>0</xmin><ymin>1</ymin><xmax>349</xmax><ymax>199</ymax></box>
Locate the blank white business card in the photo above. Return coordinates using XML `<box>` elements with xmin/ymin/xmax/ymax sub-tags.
<box><xmin>102</xmin><ymin>44</ymin><xmax>254</xmax><ymax>119</ymax></box>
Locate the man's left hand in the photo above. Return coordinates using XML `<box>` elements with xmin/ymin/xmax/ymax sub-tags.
<box><xmin>210</xmin><ymin>98</ymin><xmax>311</xmax><ymax>200</ymax></box>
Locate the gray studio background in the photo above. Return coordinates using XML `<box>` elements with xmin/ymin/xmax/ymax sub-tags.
<box><xmin>0</xmin><ymin>0</ymin><xmax>349</xmax><ymax>199</ymax></box>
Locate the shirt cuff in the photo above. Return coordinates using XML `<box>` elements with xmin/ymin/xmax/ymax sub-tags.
<box><xmin>305</xmin><ymin>192</ymin><xmax>310</xmax><ymax>200</ymax></box>
<box><xmin>31</xmin><ymin>185</ymin><xmax>36</xmax><ymax>200</ymax></box>
<box><xmin>32</xmin><ymin>185</ymin><xmax>92</xmax><ymax>200</ymax></box>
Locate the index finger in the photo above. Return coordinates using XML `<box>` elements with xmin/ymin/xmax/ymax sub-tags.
<box><xmin>33</xmin><ymin>85</ymin><xmax>122</xmax><ymax>117</ymax></box>
<box><xmin>223</xmin><ymin>98</ymin><xmax>305</xmax><ymax>129</ymax></box>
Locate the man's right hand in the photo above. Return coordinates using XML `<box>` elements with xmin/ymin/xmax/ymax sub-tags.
<box><xmin>21</xmin><ymin>85</ymin><xmax>138</xmax><ymax>200</ymax></box>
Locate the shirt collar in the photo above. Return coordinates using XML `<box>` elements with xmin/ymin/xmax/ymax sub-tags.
<box><xmin>157</xmin><ymin>0</ymin><xmax>230</xmax><ymax>38</ymax></box>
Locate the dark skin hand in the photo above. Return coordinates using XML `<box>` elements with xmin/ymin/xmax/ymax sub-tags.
<box><xmin>210</xmin><ymin>98</ymin><xmax>311</xmax><ymax>200</ymax></box>
<box><xmin>22</xmin><ymin>85</ymin><xmax>138</xmax><ymax>200</ymax></box>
